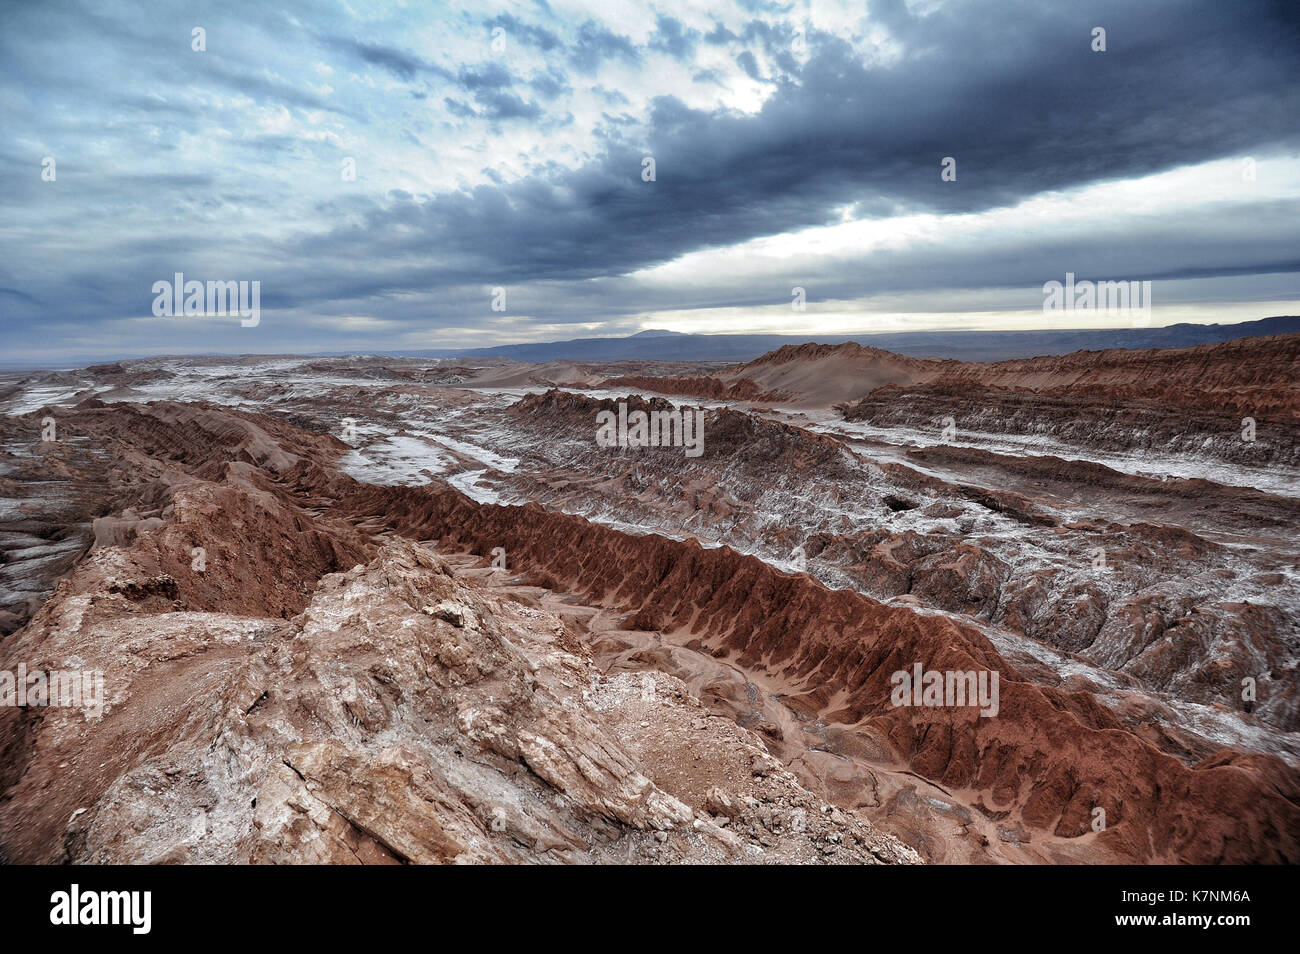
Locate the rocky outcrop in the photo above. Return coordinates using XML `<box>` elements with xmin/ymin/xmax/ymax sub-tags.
<box><xmin>2</xmin><ymin>343</ymin><xmax>1296</xmax><ymax>867</ymax></box>
<box><xmin>736</xmin><ymin>334</ymin><xmax>1300</xmax><ymax>419</ymax></box>
<box><xmin>494</xmin><ymin>389</ymin><xmax>1298</xmax><ymax>735</ymax></box>
<box><xmin>609</xmin><ymin>334</ymin><xmax>1299</xmax><ymax>464</ymax></box>
<box><xmin>350</xmin><ymin>482</ymin><xmax>1300</xmax><ymax>864</ymax></box>
<box><xmin>0</xmin><ymin>538</ymin><xmax>917</xmax><ymax>865</ymax></box>
<box><xmin>597</xmin><ymin>374</ymin><xmax>771</xmax><ymax>403</ymax></box>
<box><xmin>0</xmin><ymin>401</ymin><xmax>917</xmax><ymax>865</ymax></box>
<box><xmin>842</xmin><ymin>383</ymin><xmax>1298</xmax><ymax>468</ymax></box>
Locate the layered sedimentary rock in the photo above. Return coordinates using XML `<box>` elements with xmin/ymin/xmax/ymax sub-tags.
<box><xmin>594</xmin><ymin>334</ymin><xmax>1300</xmax><ymax>466</ymax></box>
<box><xmin>733</xmin><ymin>334</ymin><xmax>1300</xmax><ymax>418</ymax></box>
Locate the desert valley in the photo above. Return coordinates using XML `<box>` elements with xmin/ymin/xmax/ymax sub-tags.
<box><xmin>1</xmin><ymin>328</ymin><xmax>1295</xmax><ymax>865</ymax></box>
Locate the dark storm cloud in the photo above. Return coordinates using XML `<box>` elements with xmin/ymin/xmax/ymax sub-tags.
<box><xmin>325</xmin><ymin>36</ymin><xmax>450</xmax><ymax>81</ymax></box>
<box><xmin>735</xmin><ymin>50</ymin><xmax>762</xmax><ymax>80</ymax></box>
<box><xmin>2</xmin><ymin>0</ymin><xmax>1299</xmax><ymax>361</ymax></box>
<box><xmin>703</xmin><ymin>23</ymin><xmax>739</xmax><ymax>45</ymax></box>
<box><xmin>285</xmin><ymin>0</ymin><xmax>1300</xmax><ymax>292</ymax></box>
<box><xmin>477</xmin><ymin>91</ymin><xmax>542</xmax><ymax>121</ymax></box>
<box><xmin>569</xmin><ymin>20</ymin><xmax>642</xmax><ymax>73</ymax></box>
<box><xmin>457</xmin><ymin>62</ymin><xmax>516</xmax><ymax>90</ymax></box>
<box><xmin>439</xmin><ymin>61</ymin><xmax>543</xmax><ymax>120</ymax></box>
<box><xmin>650</xmin><ymin>16</ymin><xmax>699</xmax><ymax>60</ymax></box>
<box><xmin>738</xmin><ymin>18</ymin><xmax>800</xmax><ymax>73</ymax></box>
<box><xmin>529</xmin><ymin>67</ymin><xmax>572</xmax><ymax>100</ymax></box>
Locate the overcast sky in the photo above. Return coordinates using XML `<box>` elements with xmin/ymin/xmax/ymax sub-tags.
<box><xmin>2</xmin><ymin>0</ymin><xmax>1299</xmax><ymax>363</ymax></box>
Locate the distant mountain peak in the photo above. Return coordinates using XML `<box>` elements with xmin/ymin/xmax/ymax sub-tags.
<box><xmin>374</xmin><ymin>315</ymin><xmax>1298</xmax><ymax>366</ymax></box>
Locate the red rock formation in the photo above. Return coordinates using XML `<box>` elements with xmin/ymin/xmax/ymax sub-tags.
<box><xmin>0</xmin><ymin>401</ymin><xmax>918</xmax><ymax>865</ymax></box>
<box><xmin>727</xmin><ymin>334</ymin><xmax>1300</xmax><ymax>418</ymax></box>
<box><xmin>347</xmin><ymin>482</ymin><xmax>1300</xmax><ymax>864</ymax></box>
<box><xmin>2</xmin><ymin>355</ymin><xmax>1295</xmax><ymax>866</ymax></box>
<box><xmin>597</xmin><ymin>374</ymin><xmax>771</xmax><ymax>402</ymax></box>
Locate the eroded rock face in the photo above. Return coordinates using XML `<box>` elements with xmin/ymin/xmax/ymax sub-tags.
<box><xmin>488</xmin><ymin>387</ymin><xmax>1299</xmax><ymax>737</ymax></box>
<box><xmin>1</xmin><ymin>343</ymin><xmax>1296</xmax><ymax>866</ymax></box>
<box><xmin>0</xmin><ymin>400</ymin><xmax>369</xmax><ymax>634</ymax></box>
<box><xmin>842</xmin><ymin>383</ymin><xmax>1297</xmax><ymax>468</ymax></box>
<box><xmin>0</xmin><ymin>539</ymin><xmax>918</xmax><ymax>865</ymax></box>
<box><xmin>621</xmin><ymin>333</ymin><xmax>1300</xmax><ymax>432</ymax></box>
<box><xmin>355</xmin><ymin>483</ymin><xmax>1300</xmax><ymax>864</ymax></box>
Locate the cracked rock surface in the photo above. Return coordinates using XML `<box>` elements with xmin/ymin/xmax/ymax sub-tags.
<box><xmin>2</xmin><ymin>539</ymin><xmax>918</xmax><ymax>865</ymax></box>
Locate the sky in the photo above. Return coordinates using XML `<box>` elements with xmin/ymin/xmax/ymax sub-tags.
<box><xmin>1</xmin><ymin>0</ymin><xmax>1299</xmax><ymax>364</ymax></box>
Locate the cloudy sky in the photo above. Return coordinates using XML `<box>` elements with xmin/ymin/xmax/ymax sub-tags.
<box><xmin>2</xmin><ymin>0</ymin><xmax>1298</xmax><ymax>364</ymax></box>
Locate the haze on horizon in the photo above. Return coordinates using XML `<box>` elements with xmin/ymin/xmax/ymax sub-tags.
<box><xmin>2</xmin><ymin>0</ymin><xmax>1299</xmax><ymax>365</ymax></box>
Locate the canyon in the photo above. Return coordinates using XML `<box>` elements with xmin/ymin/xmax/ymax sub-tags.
<box><xmin>0</xmin><ymin>332</ymin><xmax>1296</xmax><ymax>864</ymax></box>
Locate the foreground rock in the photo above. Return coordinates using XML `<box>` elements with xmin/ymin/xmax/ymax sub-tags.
<box><xmin>358</xmin><ymin>483</ymin><xmax>1300</xmax><ymax>864</ymax></box>
<box><xmin>0</xmin><ymin>539</ymin><xmax>918</xmax><ymax>865</ymax></box>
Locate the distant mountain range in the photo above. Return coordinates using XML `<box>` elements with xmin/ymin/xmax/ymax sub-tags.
<box><xmin>402</xmin><ymin>316</ymin><xmax>1300</xmax><ymax>364</ymax></box>
<box><xmin>5</xmin><ymin>317</ymin><xmax>1296</xmax><ymax>374</ymax></box>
